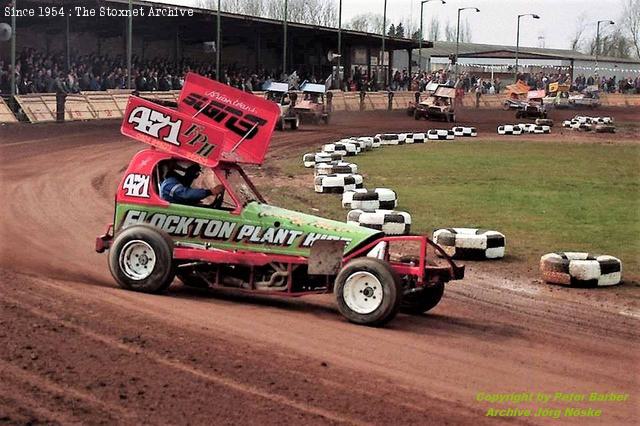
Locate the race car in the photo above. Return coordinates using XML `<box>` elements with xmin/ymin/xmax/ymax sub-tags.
<box><xmin>413</xmin><ymin>85</ymin><xmax>456</xmax><ymax>122</ymax></box>
<box><xmin>96</xmin><ymin>73</ymin><xmax>464</xmax><ymax>326</ymax></box>
<box><xmin>515</xmin><ymin>90</ymin><xmax>549</xmax><ymax>119</ymax></box>
<box><xmin>293</xmin><ymin>82</ymin><xmax>330</xmax><ymax>124</ymax></box>
<box><xmin>264</xmin><ymin>82</ymin><xmax>300</xmax><ymax>130</ymax></box>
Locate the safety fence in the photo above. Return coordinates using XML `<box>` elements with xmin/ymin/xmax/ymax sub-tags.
<box><xmin>1</xmin><ymin>91</ymin><xmax>639</xmax><ymax>124</ymax></box>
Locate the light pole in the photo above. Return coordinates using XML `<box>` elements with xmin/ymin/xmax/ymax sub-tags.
<box><xmin>595</xmin><ymin>19</ymin><xmax>615</xmax><ymax>85</ymax></box>
<box><xmin>10</xmin><ymin>0</ymin><xmax>16</xmax><ymax>102</ymax></box>
<box><xmin>418</xmin><ymin>0</ymin><xmax>445</xmax><ymax>73</ymax></box>
<box><xmin>381</xmin><ymin>0</ymin><xmax>387</xmax><ymax>88</ymax></box>
<box><xmin>283</xmin><ymin>0</ymin><xmax>288</xmax><ymax>80</ymax></box>
<box><xmin>456</xmin><ymin>7</ymin><xmax>479</xmax><ymax>79</ymax></box>
<box><xmin>127</xmin><ymin>0</ymin><xmax>132</xmax><ymax>89</ymax></box>
<box><xmin>514</xmin><ymin>13</ymin><xmax>540</xmax><ymax>82</ymax></box>
<box><xmin>216</xmin><ymin>0</ymin><xmax>221</xmax><ymax>81</ymax></box>
<box><xmin>337</xmin><ymin>0</ymin><xmax>342</xmax><ymax>89</ymax></box>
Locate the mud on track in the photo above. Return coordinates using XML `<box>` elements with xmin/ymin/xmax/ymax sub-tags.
<box><xmin>0</xmin><ymin>107</ymin><xmax>638</xmax><ymax>424</ymax></box>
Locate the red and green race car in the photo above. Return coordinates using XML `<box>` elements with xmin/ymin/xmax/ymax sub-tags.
<box><xmin>96</xmin><ymin>73</ymin><xmax>464</xmax><ymax>326</ymax></box>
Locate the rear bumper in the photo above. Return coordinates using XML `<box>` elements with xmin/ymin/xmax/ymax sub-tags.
<box><xmin>95</xmin><ymin>224</ymin><xmax>114</xmax><ymax>253</ymax></box>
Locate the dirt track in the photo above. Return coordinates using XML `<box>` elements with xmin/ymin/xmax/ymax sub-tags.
<box><xmin>1</xmin><ymin>107</ymin><xmax>639</xmax><ymax>424</ymax></box>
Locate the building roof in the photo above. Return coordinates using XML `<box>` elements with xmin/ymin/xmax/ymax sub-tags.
<box><xmin>423</xmin><ymin>41</ymin><xmax>640</xmax><ymax>64</ymax></box>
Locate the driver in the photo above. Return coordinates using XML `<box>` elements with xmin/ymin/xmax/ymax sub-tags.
<box><xmin>160</xmin><ymin>160</ymin><xmax>224</xmax><ymax>207</ymax></box>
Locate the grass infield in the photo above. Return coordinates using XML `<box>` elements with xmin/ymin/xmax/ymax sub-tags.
<box><xmin>271</xmin><ymin>140</ymin><xmax>639</xmax><ymax>277</ymax></box>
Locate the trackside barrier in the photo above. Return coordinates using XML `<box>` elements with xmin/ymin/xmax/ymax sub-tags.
<box><xmin>9</xmin><ymin>91</ymin><xmax>640</xmax><ymax>123</ymax></box>
<box><xmin>0</xmin><ymin>98</ymin><xmax>18</xmax><ymax>123</ymax></box>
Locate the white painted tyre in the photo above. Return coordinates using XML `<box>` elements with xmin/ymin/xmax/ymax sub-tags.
<box><xmin>433</xmin><ymin>228</ymin><xmax>506</xmax><ymax>259</ymax></box>
<box><xmin>540</xmin><ymin>252</ymin><xmax>622</xmax><ymax>287</ymax></box>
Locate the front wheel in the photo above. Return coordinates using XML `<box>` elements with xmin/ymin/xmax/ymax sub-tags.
<box><xmin>334</xmin><ymin>258</ymin><xmax>402</xmax><ymax>326</ymax></box>
<box><xmin>108</xmin><ymin>225</ymin><xmax>175</xmax><ymax>293</ymax></box>
<box><xmin>290</xmin><ymin>116</ymin><xmax>299</xmax><ymax>130</ymax></box>
<box><xmin>400</xmin><ymin>283</ymin><xmax>445</xmax><ymax>315</ymax></box>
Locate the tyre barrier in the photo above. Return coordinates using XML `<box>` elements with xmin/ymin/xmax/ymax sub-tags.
<box><xmin>405</xmin><ymin>133</ymin><xmax>426</xmax><ymax>143</ymax></box>
<box><xmin>562</xmin><ymin>120</ymin><xmax>573</xmax><ymax>128</ymax></box>
<box><xmin>452</xmin><ymin>126</ymin><xmax>477</xmax><ymax>137</ymax></box>
<box><xmin>540</xmin><ymin>252</ymin><xmax>622</xmax><ymax>287</ymax></box>
<box><xmin>374</xmin><ymin>133</ymin><xmax>405</xmax><ymax>145</ymax></box>
<box><xmin>323</xmin><ymin>142</ymin><xmax>359</xmax><ymax>156</ymax></box>
<box><xmin>341</xmin><ymin>188</ymin><xmax>368</xmax><ymax>208</ymax></box>
<box><xmin>350</xmin><ymin>137</ymin><xmax>374</xmax><ymax>151</ymax></box>
<box><xmin>594</xmin><ymin>124</ymin><xmax>616</xmax><ymax>133</ymax></box>
<box><xmin>343</xmin><ymin>188</ymin><xmax>398</xmax><ymax>211</ymax></box>
<box><xmin>433</xmin><ymin>228</ymin><xmax>506</xmax><ymax>259</ymax></box>
<box><xmin>518</xmin><ymin>123</ymin><xmax>550</xmax><ymax>134</ymax></box>
<box><xmin>535</xmin><ymin>118</ymin><xmax>554</xmax><ymax>127</ymax></box>
<box><xmin>303</xmin><ymin>152</ymin><xmax>343</xmax><ymax>168</ymax></box>
<box><xmin>573</xmin><ymin>115</ymin><xmax>613</xmax><ymax>125</ymax></box>
<box><xmin>315</xmin><ymin>161</ymin><xmax>358</xmax><ymax>175</ymax></box>
<box><xmin>570</xmin><ymin>122</ymin><xmax>592</xmax><ymax>131</ymax></box>
<box><xmin>497</xmin><ymin>125</ymin><xmax>523</xmax><ymax>135</ymax></box>
<box><xmin>314</xmin><ymin>174</ymin><xmax>362</xmax><ymax>193</ymax></box>
<box><xmin>347</xmin><ymin>209</ymin><xmax>412</xmax><ymax>235</ymax></box>
<box><xmin>427</xmin><ymin>129</ymin><xmax>455</xmax><ymax>140</ymax></box>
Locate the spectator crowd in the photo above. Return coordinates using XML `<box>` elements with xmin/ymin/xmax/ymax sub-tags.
<box><xmin>0</xmin><ymin>48</ymin><xmax>322</xmax><ymax>96</ymax></box>
<box><xmin>1</xmin><ymin>48</ymin><xmax>639</xmax><ymax>96</ymax></box>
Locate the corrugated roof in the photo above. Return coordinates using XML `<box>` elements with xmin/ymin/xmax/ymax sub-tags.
<box><xmin>422</xmin><ymin>41</ymin><xmax>640</xmax><ymax>64</ymax></box>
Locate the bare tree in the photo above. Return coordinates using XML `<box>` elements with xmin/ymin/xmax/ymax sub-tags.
<box><xmin>568</xmin><ymin>13</ymin><xmax>587</xmax><ymax>51</ymax></box>
<box><xmin>623</xmin><ymin>0</ymin><xmax>640</xmax><ymax>58</ymax></box>
<box><xmin>585</xmin><ymin>28</ymin><xmax>633</xmax><ymax>58</ymax></box>
<box><xmin>444</xmin><ymin>20</ymin><xmax>455</xmax><ymax>42</ymax></box>
<box><xmin>196</xmin><ymin>0</ymin><xmax>336</xmax><ymax>27</ymax></box>
<box><xmin>345</xmin><ymin>13</ymin><xmax>384</xmax><ymax>34</ymax></box>
<box><xmin>428</xmin><ymin>16</ymin><xmax>441</xmax><ymax>41</ymax></box>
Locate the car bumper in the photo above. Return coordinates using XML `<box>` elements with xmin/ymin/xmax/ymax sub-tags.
<box><xmin>95</xmin><ymin>224</ymin><xmax>113</xmax><ymax>253</ymax></box>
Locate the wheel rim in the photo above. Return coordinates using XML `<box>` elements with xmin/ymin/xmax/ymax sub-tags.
<box><xmin>342</xmin><ymin>271</ymin><xmax>383</xmax><ymax>314</ymax></box>
<box><xmin>119</xmin><ymin>240</ymin><xmax>156</xmax><ymax>280</ymax></box>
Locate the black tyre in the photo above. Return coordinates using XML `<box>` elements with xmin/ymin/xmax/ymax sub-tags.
<box><xmin>414</xmin><ymin>111</ymin><xmax>421</xmax><ymax>120</ymax></box>
<box><xmin>290</xmin><ymin>116</ymin><xmax>300</xmax><ymax>130</ymax></box>
<box><xmin>334</xmin><ymin>258</ymin><xmax>402</xmax><ymax>326</ymax></box>
<box><xmin>400</xmin><ymin>283</ymin><xmax>445</xmax><ymax>315</ymax></box>
<box><xmin>515</xmin><ymin>111</ymin><xmax>522</xmax><ymax>119</ymax></box>
<box><xmin>108</xmin><ymin>225</ymin><xmax>175</xmax><ymax>293</ymax></box>
<box><xmin>276</xmin><ymin>117</ymin><xmax>285</xmax><ymax>130</ymax></box>
<box><xmin>322</xmin><ymin>114</ymin><xmax>330</xmax><ymax>124</ymax></box>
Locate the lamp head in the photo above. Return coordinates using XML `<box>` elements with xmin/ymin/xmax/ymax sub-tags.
<box><xmin>532</xmin><ymin>14</ymin><xmax>540</xmax><ymax>19</ymax></box>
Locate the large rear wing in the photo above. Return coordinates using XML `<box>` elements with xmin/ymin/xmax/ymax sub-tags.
<box><xmin>121</xmin><ymin>73</ymin><xmax>280</xmax><ymax>167</ymax></box>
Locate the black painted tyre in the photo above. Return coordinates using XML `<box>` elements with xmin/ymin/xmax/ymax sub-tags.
<box><xmin>400</xmin><ymin>283</ymin><xmax>445</xmax><ymax>315</ymax></box>
<box><xmin>108</xmin><ymin>225</ymin><xmax>175</xmax><ymax>293</ymax></box>
<box><xmin>334</xmin><ymin>258</ymin><xmax>402</xmax><ymax>326</ymax></box>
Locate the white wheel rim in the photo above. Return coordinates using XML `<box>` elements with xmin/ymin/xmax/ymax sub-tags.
<box><xmin>342</xmin><ymin>271</ymin><xmax>383</xmax><ymax>314</ymax></box>
<box><xmin>119</xmin><ymin>240</ymin><xmax>156</xmax><ymax>280</ymax></box>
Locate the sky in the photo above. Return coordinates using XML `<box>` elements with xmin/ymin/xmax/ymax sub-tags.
<box><xmin>159</xmin><ymin>0</ymin><xmax>625</xmax><ymax>50</ymax></box>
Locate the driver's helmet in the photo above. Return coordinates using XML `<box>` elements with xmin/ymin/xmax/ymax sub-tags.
<box><xmin>174</xmin><ymin>160</ymin><xmax>201</xmax><ymax>181</ymax></box>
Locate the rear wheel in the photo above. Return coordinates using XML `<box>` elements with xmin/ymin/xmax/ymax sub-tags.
<box><xmin>290</xmin><ymin>116</ymin><xmax>300</xmax><ymax>129</ymax></box>
<box><xmin>413</xmin><ymin>110</ymin><xmax>421</xmax><ymax>120</ymax></box>
<box><xmin>400</xmin><ymin>283</ymin><xmax>445</xmax><ymax>315</ymax></box>
<box><xmin>108</xmin><ymin>225</ymin><xmax>175</xmax><ymax>293</ymax></box>
<box><xmin>334</xmin><ymin>258</ymin><xmax>402</xmax><ymax>326</ymax></box>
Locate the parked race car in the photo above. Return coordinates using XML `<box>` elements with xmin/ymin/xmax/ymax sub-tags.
<box><xmin>569</xmin><ymin>86</ymin><xmax>601</xmax><ymax>108</ymax></box>
<box><xmin>293</xmin><ymin>82</ymin><xmax>330</xmax><ymax>124</ymax></box>
<box><xmin>515</xmin><ymin>90</ymin><xmax>549</xmax><ymax>119</ymax></box>
<box><xmin>95</xmin><ymin>73</ymin><xmax>465</xmax><ymax>326</ymax></box>
<box><xmin>264</xmin><ymin>82</ymin><xmax>300</xmax><ymax>130</ymax></box>
<box><xmin>413</xmin><ymin>85</ymin><xmax>456</xmax><ymax>122</ymax></box>
<box><xmin>543</xmin><ymin>82</ymin><xmax>571</xmax><ymax>109</ymax></box>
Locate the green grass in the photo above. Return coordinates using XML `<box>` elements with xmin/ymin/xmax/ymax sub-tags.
<box><xmin>268</xmin><ymin>140</ymin><xmax>640</xmax><ymax>277</ymax></box>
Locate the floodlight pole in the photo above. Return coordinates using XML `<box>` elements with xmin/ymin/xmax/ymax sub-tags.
<box><xmin>10</xmin><ymin>0</ymin><xmax>16</xmax><ymax>102</ymax></box>
<box><xmin>283</xmin><ymin>0</ymin><xmax>288</xmax><ymax>79</ymax></box>
<box><xmin>337</xmin><ymin>0</ymin><xmax>342</xmax><ymax>89</ymax></box>
<box><xmin>515</xmin><ymin>13</ymin><xmax>540</xmax><ymax>83</ymax></box>
<box><xmin>127</xmin><ymin>0</ymin><xmax>132</xmax><ymax>89</ymax></box>
<box><xmin>456</xmin><ymin>7</ymin><xmax>479</xmax><ymax>80</ymax></box>
<box><xmin>595</xmin><ymin>19</ymin><xmax>614</xmax><ymax>87</ymax></box>
<box><xmin>382</xmin><ymin>0</ymin><xmax>387</xmax><ymax>88</ymax></box>
<box><xmin>419</xmin><ymin>0</ymin><xmax>445</xmax><ymax>73</ymax></box>
<box><xmin>216</xmin><ymin>0</ymin><xmax>221</xmax><ymax>81</ymax></box>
